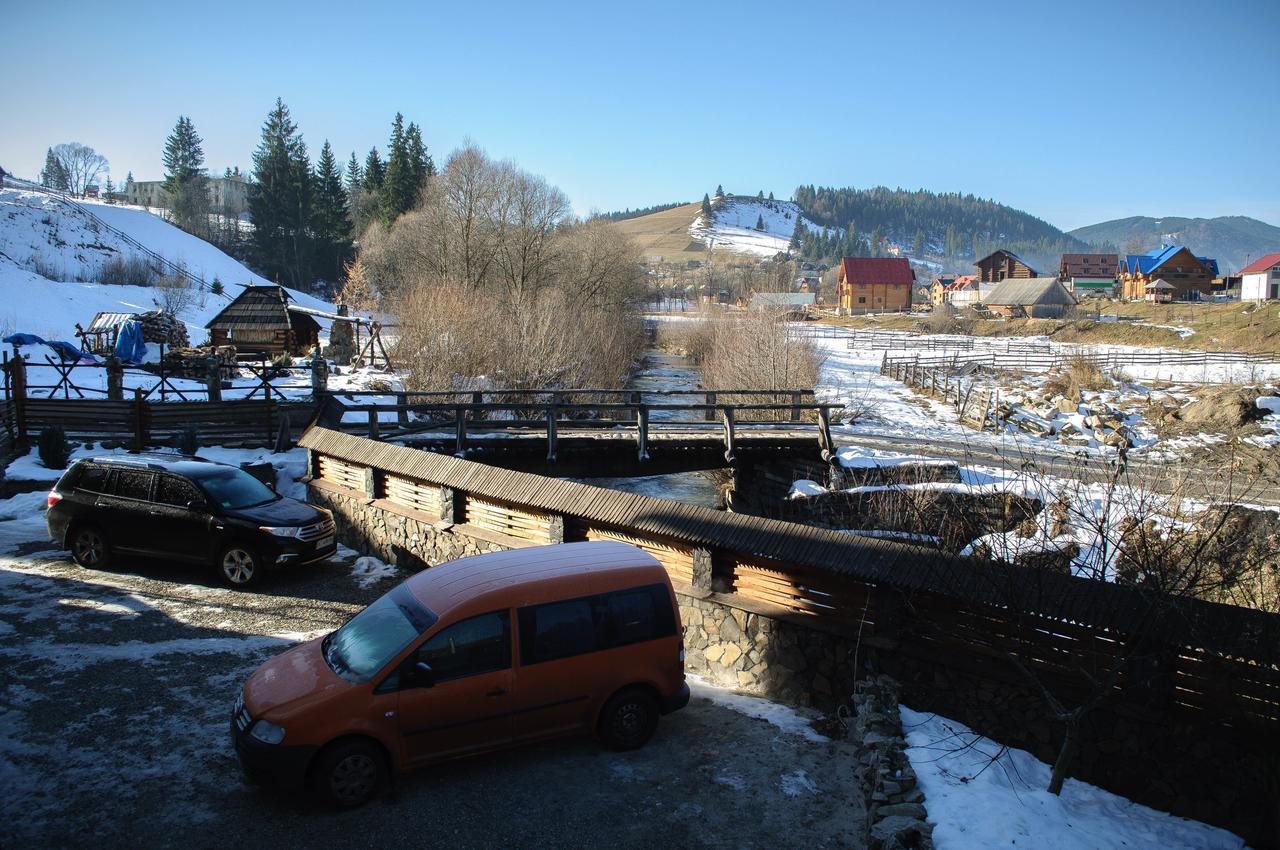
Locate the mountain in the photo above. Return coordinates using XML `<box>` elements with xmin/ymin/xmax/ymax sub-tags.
<box><xmin>1068</xmin><ymin>216</ymin><xmax>1280</xmax><ymax>274</ymax></box>
<box><xmin>793</xmin><ymin>185</ymin><xmax>1090</xmax><ymax>274</ymax></box>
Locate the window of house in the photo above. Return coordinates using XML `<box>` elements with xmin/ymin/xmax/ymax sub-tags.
<box><xmin>858</xmin><ymin>296</ymin><xmax>866</xmax><ymax>304</ymax></box>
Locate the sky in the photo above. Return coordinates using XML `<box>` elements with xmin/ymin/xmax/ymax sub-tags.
<box><xmin>2</xmin><ymin>0</ymin><xmax>1277</xmax><ymax>231</ymax></box>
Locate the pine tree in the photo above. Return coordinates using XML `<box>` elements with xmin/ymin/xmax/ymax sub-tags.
<box><xmin>344</xmin><ymin>152</ymin><xmax>363</xmax><ymax>194</ymax></box>
<box><xmin>40</xmin><ymin>148</ymin><xmax>69</xmax><ymax>191</ymax></box>
<box><xmin>715</xmin><ymin>185</ymin><xmax>724</xmax><ymax>199</ymax></box>
<box><xmin>162</xmin><ymin>115</ymin><xmax>208</xmax><ymax>233</ymax></box>
<box><xmin>768</xmin><ymin>191</ymin><xmax>774</xmax><ymax>201</ymax></box>
<box><xmin>756</xmin><ymin>190</ymin><xmax>764</xmax><ymax>200</ymax></box>
<box><xmin>404</xmin><ymin>121</ymin><xmax>434</xmax><ymax>188</ymax></box>
<box><xmin>755</xmin><ymin>214</ymin><xmax>765</xmax><ymax>231</ymax></box>
<box><xmin>249</xmin><ymin>98</ymin><xmax>315</xmax><ymax>289</ymax></box>
<box><xmin>312</xmin><ymin>141</ymin><xmax>353</xmax><ymax>285</ymax></box>
<box><xmin>103</xmin><ymin>176</ymin><xmax>116</xmax><ymax>202</ymax></box>
<box><xmin>701</xmin><ymin>194</ymin><xmax>713</xmax><ymax>222</ymax></box>
<box><xmin>124</xmin><ymin>171</ymin><xmax>134</xmax><ymax>191</ymax></box>
<box><xmin>789</xmin><ymin>216</ymin><xmax>804</xmax><ymax>250</ymax></box>
<box><xmin>362</xmin><ymin>148</ymin><xmax>384</xmax><ymax>191</ymax></box>
<box><xmin>379</xmin><ymin>113</ymin><xmax>418</xmax><ymax>226</ymax></box>
<box><xmin>913</xmin><ymin>229</ymin><xmax>925</xmax><ymax>257</ymax></box>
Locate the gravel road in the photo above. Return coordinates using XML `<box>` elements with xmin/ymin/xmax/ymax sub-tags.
<box><xmin>0</xmin><ymin>531</ymin><xmax>866</xmax><ymax>849</ymax></box>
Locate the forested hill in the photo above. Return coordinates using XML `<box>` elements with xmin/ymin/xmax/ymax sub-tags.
<box><xmin>1068</xmin><ymin>216</ymin><xmax>1280</xmax><ymax>273</ymax></box>
<box><xmin>793</xmin><ymin>185</ymin><xmax>1093</xmax><ymax>272</ymax></box>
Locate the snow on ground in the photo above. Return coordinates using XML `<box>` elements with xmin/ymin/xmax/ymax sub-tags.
<box><xmin>899</xmin><ymin>707</ymin><xmax>1245</xmax><ymax>850</ymax></box>
<box><xmin>688</xmin><ymin>673</ymin><xmax>829</xmax><ymax>743</ymax></box>
<box><xmin>688</xmin><ymin>197</ymin><xmax>822</xmax><ymax>258</ymax></box>
<box><xmin>350</xmin><ymin>555</ymin><xmax>399</xmax><ymax>588</ymax></box>
<box><xmin>0</xmin><ymin>187</ymin><xmax>336</xmax><ymax>343</ymax></box>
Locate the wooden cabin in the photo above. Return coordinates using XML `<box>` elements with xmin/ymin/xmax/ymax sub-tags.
<box><xmin>205</xmin><ymin>285</ymin><xmax>321</xmax><ymax>356</ymax></box>
<box><xmin>1059</xmin><ymin>253</ymin><xmax>1118</xmax><ymax>296</ymax></box>
<box><xmin>1118</xmin><ymin>246</ymin><xmax>1217</xmax><ymax>301</ymax></box>
<box><xmin>982</xmin><ymin>277</ymin><xmax>1077</xmax><ymax>318</ymax></box>
<box><xmin>836</xmin><ymin>257</ymin><xmax>915</xmax><ymax>314</ymax></box>
<box><xmin>975</xmin><ymin>250</ymin><xmax>1037</xmax><ymax>283</ymax></box>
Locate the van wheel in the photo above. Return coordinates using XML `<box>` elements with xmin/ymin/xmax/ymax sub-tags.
<box><xmin>599</xmin><ymin>688</ymin><xmax>660</xmax><ymax>751</ymax></box>
<box><xmin>70</xmin><ymin>525</ymin><xmax>110</xmax><ymax>569</ymax></box>
<box><xmin>218</xmin><ymin>546</ymin><xmax>260</xmax><ymax>589</ymax></box>
<box><xmin>310</xmin><ymin>739</ymin><xmax>386</xmax><ymax>809</ymax></box>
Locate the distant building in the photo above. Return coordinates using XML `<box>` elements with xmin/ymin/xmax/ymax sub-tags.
<box><xmin>975</xmin><ymin>250</ymin><xmax>1037</xmax><ymax>283</ymax></box>
<box><xmin>946</xmin><ymin>275</ymin><xmax>987</xmax><ymax>308</ymax></box>
<box><xmin>1059</xmin><ymin>253</ymin><xmax>1117</xmax><ymax>296</ymax></box>
<box><xmin>982</xmin><ymin>277</ymin><xmax>1077</xmax><ymax>318</ymax></box>
<box><xmin>205</xmin><ymin>284</ymin><xmax>321</xmax><ymax>356</ymax></box>
<box><xmin>1143</xmin><ymin>279</ymin><xmax>1176</xmax><ymax>304</ymax></box>
<box><xmin>1117</xmin><ymin>245</ymin><xmax>1218</xmax><ymax>301</ymax></box>
<box><xmin>928</xmin><ymin>274</ymin><xmax>957</xmax><ymax>305</ymax></box>
<box><xmin>1240</xmin><ymin>253</ymin><xmax>1280</xmax><ymax>302</ymax></box>
<box><xmin>836</xmin><ymin>257</ymin><xmax>915</xmax><ymax>314</ymax></box>
<box><xmin>751</xmin><ymin>292</ymin><xmax>815</xmax><ymax>313</ymax></box>
<box><xmin>127</xmin><ymin>174</ymin><xmax>252</xmax><ymax>212</ymax></box>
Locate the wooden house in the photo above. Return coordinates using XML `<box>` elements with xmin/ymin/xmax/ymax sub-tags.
<box><xmin>1117</xmin><ymin>245</ymin><xmax>1217</xmax><ymax>301</ymax></box>
<box><xmin>1240</xmin><ymin>253</ymin><xmax>1280</xmax><ymax>302</ymax></box>
<box><xmin>1058</xmin><ymin>253</ymin><xmax>1118</xmax><ymax>296</ymax></box>
<box><xmin>205</xmin><ymin>285</ymin><xmax>321</xmax><ymax>356</ymax></box>
<box><xmin>975</xmin><ymin>250</ymin><xmax>1037</xmax><ymax>283</ymax></box>
<box><xmin>982</xmin><ymin>277</ymin><xmax>1076</xmax><ymax>318</ymax></box>
<box><xmin>929</xmin><ymin>275</ymin><xmax>957</xmax><ymax>306</ymax></box>
<box><xmin>836</xmin><ymin>257</ymin><xmax>915</xmax><ymax>314</ymax></box>
<box><xmin>945</xmin><ymin>275</ymin><xmax>984</xmax><ymax>308</ymax></box>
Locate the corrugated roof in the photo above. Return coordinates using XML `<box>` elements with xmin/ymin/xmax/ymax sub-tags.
<box><xmin>1145</xmin><ymin>278</ymin><xmax>1176</xmax><ymax>290</ymax></box>
<box><xmin>1239</xmin><ymin>253</ymin><xmax>1280</xmax><ymax>276</ymax></box>
<box><xmin>87</xmin><ymin>311</ymin><xmax>136</xmax><ymax>332</ymax></box>
<box><xmin>206</xmin><ymin>285</ymin><xmax>293</xmax><ymax>330</ymax></box>
<box><xmin>1120</xmin><ymin>246</ymin><xmax>1218</xmax><ymax>277</ymax></box>
<box><xmin>840</xmin><ymin>257</ymin><xmax>915</xmax><ymax>286</ymax></box>
<box><xmin>983</xmin><ymin>277</ymin><xmax>1077</xmax><ymax>306</ymax></box>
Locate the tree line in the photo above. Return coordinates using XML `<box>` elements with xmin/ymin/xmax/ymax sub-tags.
<box><xmin>600</xmin><ymin>201</ymin><xmax>687</xmax><ymax>222</ymax></box>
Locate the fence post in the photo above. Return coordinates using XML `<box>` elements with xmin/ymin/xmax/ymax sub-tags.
<box><xmin>790</xmin><ymin>390</ymin><xmax>802</xmax><ymax>422</ymax></box>
<box><xmin>264</xmin><ymin>396</ymin><xmax>274</xmax><ymax>446</ymax></box>
<box><xmin>546</xmin><ymin>404</ymin><xmax>558</xmax><ymax>463</ymax></box>
<box><xmin>704</xmin><ymin>391</ymin><xmax>716</xmax><ymax>422</ymax></box>
<box><xmin>106</xmin><ymin>356</ymin><xmax>124</xmax><ymax>401</ymax></box>
<box><xmin>628</xmin><ymin>391</ymin><xmax>640</xmax><ymax>424</ymax></box>
<box><xmin>721</xmin><ymin>406</ymin><xmax>736</xmax><ymax>463</ymax></box>
<box><xmin>367</xmin><ymin>408</ymin><xmax>380</xmax><ymax>440</ymax></box>
<box><xmin>637</xmin><ymin>405</ymin><xmax>649</xmax><ymax>461</ymax></box>
<box><xmin>10</xmin><ymin>355</ymin><xmax>28</xmax><ymax>448</ymax></box>
<box><xmin>691</xmin><ymin>547</ymin><xmax>713</xmax><ymax>592</ymax></box>
<box><xmin>455</xmin><ymin>406</ymin><xmax>467</xmax><ymax>456</ymax></box>
<box><xmin>132</xmin><ymin>387</ymin><xmax>145</xmax><ymax>450</ymax></box>
<box><xmin>309</xmin><ymin>354</ymin><xmax>327</xmax><ymax>400</ymax></box>
<box><xmin>205</xmin><ymin>357</ymin><xmax>221</xmax><ymax>402</ymax></box>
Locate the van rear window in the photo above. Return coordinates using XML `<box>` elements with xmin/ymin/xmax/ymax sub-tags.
<box><xmin>518</xmin><ymin>583</ymin><xmax>676</xmax><ymax>666</ymax></box>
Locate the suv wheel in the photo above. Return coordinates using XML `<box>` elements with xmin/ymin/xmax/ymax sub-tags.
<box><xmin>218</xmin><ymin>546</ymin><xmax>260</xmax><ymax>588</ymax></box>
<box><xmin>599</xmin><ymin>688</ymin><xmax>660</xmax><ymax>751</ymax></box>
<box><xmin>310</xmin><ymin>739</ymin><xmax>386</xmax><ymax>808</ymax></box>
<box><xmin>70</xmin><ymin>525</ymin><xmax>110</xmax><ymax>569</ymax></box>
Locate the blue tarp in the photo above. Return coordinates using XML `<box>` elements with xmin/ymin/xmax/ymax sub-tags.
<box><xmin>114</xmin><ymin>321</ymin><xmax>147</xmax><ymax>364</ymax></box>
<box><xmin>4</xmin><ymin>333</ymin><xmax>99</xmax><ymax>363</ymax></box>
<box><xmin>3</xmin><ymin>333</ymin><xmax>47</xmax><ymax>347</ymax></box>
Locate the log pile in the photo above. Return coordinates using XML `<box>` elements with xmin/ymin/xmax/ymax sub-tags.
<box><xmin>161</xmin><ymin>345</ymin><xmax>237</xmax><ymax>379</ymax></box>
<box><xmin>135</xmin><ymin>311</ymin><xmax>190</xmax><ymax>348</ymax></box>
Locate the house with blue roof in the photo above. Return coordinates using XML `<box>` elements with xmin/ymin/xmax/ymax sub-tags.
<box><xmin>1117</xmin><ymin>245</ymin><xmax>1218</xmax><ymax>301</ymax></box>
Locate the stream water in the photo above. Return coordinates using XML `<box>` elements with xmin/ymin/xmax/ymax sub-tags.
<box><xmin>572</xmin><ymin>350</ymin><xmax>724</xmax><ymax>509</ymax></box>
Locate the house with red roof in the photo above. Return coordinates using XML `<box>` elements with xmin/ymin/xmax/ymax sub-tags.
<box><xmin>1240</xmin><ymin>253</ymin><xmax>1280</xmax><ymax>302</ymax></box>
<box><xmin>836</xmin><ymin>257</ymin><xmax>915</xmax><ymax>314</ymax></box>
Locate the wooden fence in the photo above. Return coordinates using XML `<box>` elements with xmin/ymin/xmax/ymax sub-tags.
<box><xmin>882</xmin><ymin>347</ymin><xmax>1278</xmax><ymax>376</ymax></box>
<box><xmin>300</xmin><ymin>425</ymin><xmax>1280</xmax><ymax>731</ymax></box>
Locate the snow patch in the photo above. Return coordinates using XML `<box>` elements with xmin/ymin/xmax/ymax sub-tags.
<box><xmin>350</xmin><ymin>556</ymin><xmax>398</xmax><ymax>588</ymax></box>
<box><xmin>689</xmin><ymin>674</ymin><xmax>828</xmax><ymax>743</ymax></box>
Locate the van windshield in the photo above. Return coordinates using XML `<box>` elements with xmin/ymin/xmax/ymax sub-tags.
<box><xmin>192</xmin><ymin>468</ymin><xmax>279</xmax><ymax>511</ymax></box>
<box><xmin>322</xmin><ymin>585</ymin><xmax>437</xmax><ymax>683</ymax></box>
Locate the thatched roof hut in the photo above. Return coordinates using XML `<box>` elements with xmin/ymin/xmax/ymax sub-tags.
<box><xmin>205</xmin><ymin>285</ymin><xmax>321</xmax><ymax>356</ymax></box>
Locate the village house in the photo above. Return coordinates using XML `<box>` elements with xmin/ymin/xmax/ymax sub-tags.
<box><xmin>128</xmin><ymin>174</ymin><xmax>252</xmax><ymax>213</ymax></box>
<box><xmin>945</xmin><ymin>275</ymin><xmax>986</xmax><ymax>308</ymax></box>
<box><xmin>1058</xmin><ymin>253</ymin><xmax>1118</xmax><ymax>296</ymax></box>
<box><xmin>928</xmin><ymin>274</ymin><xmax>957</xmax><ymax>306</ymax></box>
<box><xmin>836</xmin><ymin>257</ymin><xmax>915</xmax><ymax>314</ymax></box>
<box><xmin>974</xmin><ymin>249</ymin><xmax>1038</xmax><ymax>283</ymax></box>
<box><xmin>751</xmin><ymin>291</ymin><xmax>815</xmax><ymax>317</ymax></box>
<box><xmin>205</xmin><ymin>284</ymin><xmax>322</xmax><ymax>356</ymax></box>
<box><xmin>1240</xmin><ymin>253</ymin><xmax>1280</xmax><ymax>302</ymax></box>
<box><xmin>1117</xmin><ymin>245</ymin><xmax>1218</xmax><ymax>301</ymax></box>
<box><xmin>982</xmin><ymin>277</ymin><xmax>1077</xmax><ymax>318</ymax></box>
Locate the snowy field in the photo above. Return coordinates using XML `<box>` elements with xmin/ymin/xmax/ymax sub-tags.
<box><xmin>900</xmin><ymin>707</ymin><xmax>1245</xmax><ymax>850</ymax></box>
<box><xmin>0</xmin><ymin>187</ymin><xmax>336</xmax><ymax>344</ymax></box>
<box><xmin>688</xmin><ymin>197</ymin><xmax>821</xmax><ymax>257</ymax></box>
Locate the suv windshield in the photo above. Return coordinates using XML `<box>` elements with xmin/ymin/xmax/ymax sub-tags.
<box><xmin>192</xmin><ymin>468</ymin><xmax>279</xmax><ymax>511</ymax></box>
<box><xmin>323</xmin><ymin>585</ymin><xmax>437</xmax><ymax>683</ymax></box>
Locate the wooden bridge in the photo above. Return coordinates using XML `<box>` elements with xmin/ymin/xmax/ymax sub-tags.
<box><xmin>316</xmin><ymin>388</ymin><xmax>840</xmax><ymax>475</ymax></box>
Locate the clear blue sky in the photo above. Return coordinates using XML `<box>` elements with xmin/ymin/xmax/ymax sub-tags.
<box><xmin>3</xmin><ymin>0</ymin><xmax>1277</xmax><ymax>231</ymax></box>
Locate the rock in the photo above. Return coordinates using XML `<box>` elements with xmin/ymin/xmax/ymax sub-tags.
<box><xmin>703</xmin><ymin>643</ymin><xmax>726</xmax><ymax>664</ymax></box>
<box><xmin>1056</xmin><ymin>397</ymin><xmax>1078</xmax><ymax>414</ymax></box>
<box><xmin>877</xmin><ymin>802</ymin><xmax>928</xmax><ymax>820</ymax></box>
<box><xmin>720</xmin><ymin>614</ymin><xmax>742</xmax><ymax>642</ymax></box>
<box><xmin>720</xmin><ymin>644</ymin><xmax>743</xmax><ymax>666</ymax></box>
<box><xmin>870</xmin><ymin>815</ymin><xmax>930</xmax><ymax>849</ymax></box>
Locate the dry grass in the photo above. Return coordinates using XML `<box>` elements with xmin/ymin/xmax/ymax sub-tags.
<box><xmin>691</xmin><ymin>312</ymin><xmax>825</xmax><ymax>420</ymax></box>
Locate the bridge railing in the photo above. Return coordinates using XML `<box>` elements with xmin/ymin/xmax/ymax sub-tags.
<box><xmin>320</xmin><ymin>393</ymin><xmax>841</xmax><ymax>463</ymax></box>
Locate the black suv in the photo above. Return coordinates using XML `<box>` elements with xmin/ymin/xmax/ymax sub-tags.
<box><xmin>46</xmin><ymin>454</ymin><xmax>337</xmax><ymax>588</ymax></box>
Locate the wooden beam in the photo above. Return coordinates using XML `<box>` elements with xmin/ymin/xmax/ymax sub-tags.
<box><xmin>546</xmin><ymin>404</ymin><xmax>558</xmax><ymax>462</ymax></box>
<box><xmin>721</xmin><ymin>406</ymin><xmax>736</xmax><ymax>463</ymax></box>
<box><xmin>637</xmin><ymin>405</ymin><xmax>650</xmax><ymax>461</ymax></box>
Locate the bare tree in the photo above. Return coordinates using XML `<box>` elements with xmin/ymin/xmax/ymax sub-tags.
<box><xmin>52</xmin><ymin>143</ymin><xmax>109</xmax><ymax>197</ymax></box>
<box><xmin>153</xmin><ymin>273</ymin><xmax>196</xmax><ymax>317</ymax></box>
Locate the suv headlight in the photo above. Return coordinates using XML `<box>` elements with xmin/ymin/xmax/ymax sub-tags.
<box><xmin>259</xmin><ymin>526</ymin><xmax>302</xmax><ymax>538</ymax></box>
<box><xmin>249</xmin><ymin>719</ymin><xmax>287</xmax><ymax>744</ymax></box>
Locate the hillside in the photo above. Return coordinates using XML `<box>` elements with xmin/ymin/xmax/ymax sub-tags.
<box><xmin>0</xmin><ymin>186</ymin><xmax>334</xmax><ymax>343</ymax></box>
<box><xmin>689</xmin><ymin>197</ymin><xmax>823</xmax><ymax>259</ymax></box>
<box><xmin>1068</xmin><ymin>215</ymin><xmax>1280</xmax><ymax>273</ymax></box>
<box><xmin>793</xmin><ymin>185</ymin><xmax>1090</xmax><ymax>273</ymax></box>
<box><xmin>612</xmin><ymin>202</ymin><xmax>708</xmax><ymax>262</ymax></box>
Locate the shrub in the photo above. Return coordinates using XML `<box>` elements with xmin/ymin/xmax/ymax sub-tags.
<box><xmin>210</xmin><ymin>277</ymin><xmax>224</xmax><ymax>295</ymax></box>
<box><xmin>176</xmin><ymin>423</ymin><xmax>200</xmax><ymax>456</ymax></box>
<box><xmin>96</xmin><ymin>254</ymin><xmax>158</xmax><ymax>286</ymax></box>
<box><xmin>697</xmin><ymin>311</ymin><xmax>825</xmax><ymax>421</ymax></box>
<box><xmin>38</xmin><ymin>426</ymin><xmax>70</xmax><ymax>470</ymax></box>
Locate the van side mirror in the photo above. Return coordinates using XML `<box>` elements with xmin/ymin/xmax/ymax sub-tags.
<box><xmin>405</xmin><ymin>661</ymin><xmax>435</xmax><ymax>689</ymax></box>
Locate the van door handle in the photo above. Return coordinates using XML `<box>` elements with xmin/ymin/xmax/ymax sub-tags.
<box><xmin>485</xmin><ymin>688</ymin><xmax>508</xmax><ymax>697</ymax></box>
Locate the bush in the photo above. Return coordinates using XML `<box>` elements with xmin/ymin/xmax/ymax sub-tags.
<box><xmin>176</xmin><ymin>423</ymin><xmax>200</xmax><ymax>456</ymax></box>
<box><xmin>697</xmin><ymin>311</ymin><xmax>825</xmax><ymax>421</ymax></box>
<box><xmin>96</xmin><ymin>254</ymin><xmax>159</xmax><ymax>286</ymax></box>
<box><xmin>38</xmin><ymin>426</ymin><xmax>70</xmax><ymax>469</ymax></box>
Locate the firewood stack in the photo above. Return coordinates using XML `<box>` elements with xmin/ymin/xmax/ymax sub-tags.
<box><xmin>135</xmin><ymin>310</ymin><xmax>190</xmax><ymax>348</ymax></box>
<box><xmin>161</xmin><ymin>345</ymin><xmax>237</xmax><ymax>379</ymax></box>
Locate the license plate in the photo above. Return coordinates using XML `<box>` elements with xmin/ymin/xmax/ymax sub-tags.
<box><xmin>316</xmin><ymin>535</ymin><xmax>334</xmax><ymax>550</ymax></box>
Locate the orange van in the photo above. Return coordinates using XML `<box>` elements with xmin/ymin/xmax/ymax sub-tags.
<box><xmin>231</xmin><ymin>540</ymin><xmax>689</xmax><ymax>807</ymax></box>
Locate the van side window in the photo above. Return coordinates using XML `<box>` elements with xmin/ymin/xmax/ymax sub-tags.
<box><xmin>417</xmin><ymin>611</ymin><xmax>510</xmax><ymax>682</ymax></box>
<box><xmin>156</xmin><ymin>476</ymin><xmax>201</xmax><ymax>507</ymax></box>
<box><xmin>113</xmin><ymin>470</ymin><xmax>154</xmax><ymax>501</ymax></box>
<box><xmin>519</xmin><ymin>584</ymin><xmax>677</xmax><ymax>665</ymax></box>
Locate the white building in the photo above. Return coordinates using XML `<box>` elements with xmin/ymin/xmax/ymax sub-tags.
<box><xmin>127</xmin><ymin>174</ymin><xmax>251</xmax><ymax>213</ymax></box>
<box><xmin>1240</xmin><ymin>253</ymin><xmax>1280</xmax><ymax>302</ymax></box>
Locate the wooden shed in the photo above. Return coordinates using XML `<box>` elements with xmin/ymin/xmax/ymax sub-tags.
<box><xmin>205</xmin><ymin>285</ymin><xmax>321</xmax><ymax>356</ymax></box>
<box><xmin>975</xmin><ymin>250</ymin><xmax>1038</xmax><ymax>283</ymax></box>
<box><xmin>982</xmin><ymin>277</ymin><xmax>1077</xmax><ymax>318</ymax></box>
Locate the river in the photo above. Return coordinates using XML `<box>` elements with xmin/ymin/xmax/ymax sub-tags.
<box><xmin>571</xmin><ymin>349</ymin><xmax>724</xmax><ymax>509</ymax></box>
